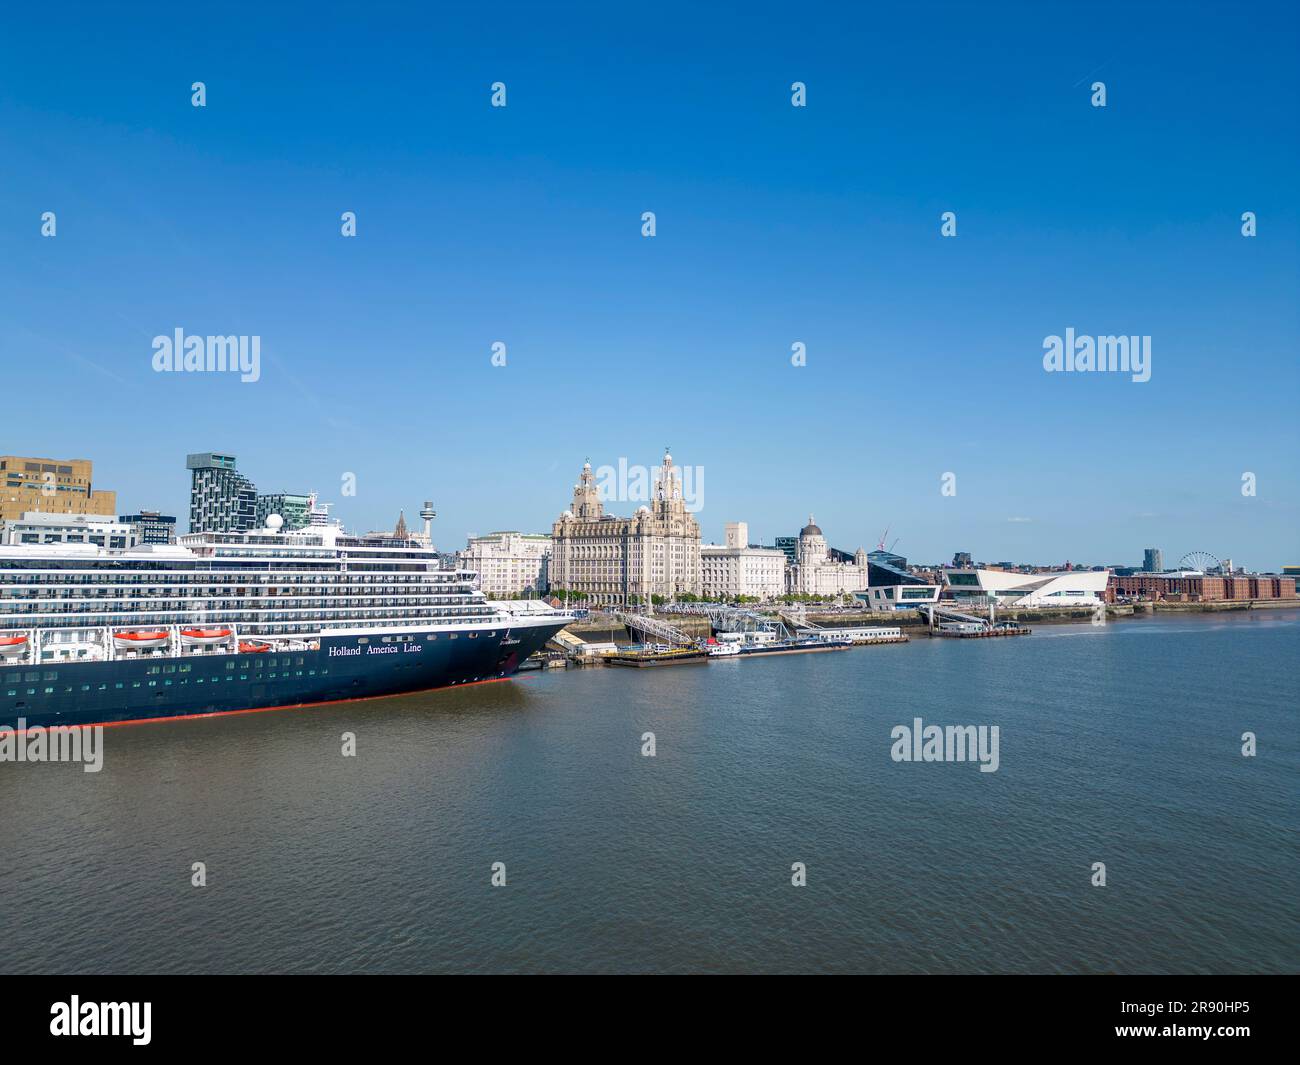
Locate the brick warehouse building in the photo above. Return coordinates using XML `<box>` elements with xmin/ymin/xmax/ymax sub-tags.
<box><xmin>1108</xmin><ymin>573</ymin><xmax>1297</xmax><ymax>603</ymax></box>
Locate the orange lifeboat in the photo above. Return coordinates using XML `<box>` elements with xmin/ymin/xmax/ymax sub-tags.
<box><xmin>114</xmin><ymin>630</ymin><xmax>170</xmax><ymax>649</ymax></box>
<box><xmin>0</xmin><ymin>633</ymin><xmax>28</xmax><ymax>656</ymax></box>
<box><xmin>238</xmin><ymin>640</ymin><xmax>271</xmax><ymax>653</ymax></box>
<box><xmin>180</xmin><ymin>628</ymin><xmax>233</xmax><ymax>646</ymax></box>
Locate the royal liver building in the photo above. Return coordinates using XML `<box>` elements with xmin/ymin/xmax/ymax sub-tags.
<box><xmin>550</xmin><ymin>452</ymin><xmax>702</xmax><ymax>605</ymax></box>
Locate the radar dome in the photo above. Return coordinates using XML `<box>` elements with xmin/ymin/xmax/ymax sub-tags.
<box><xmin>265</xmin><ymin>514</ymin><xmax>285</xmax><ymax>531</ymax></box>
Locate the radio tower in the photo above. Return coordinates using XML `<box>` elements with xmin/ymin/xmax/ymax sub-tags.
<box><xmin>420</xmin><ymin>501</ymin><xmax>437</xmax><ymax>547</ymax></box>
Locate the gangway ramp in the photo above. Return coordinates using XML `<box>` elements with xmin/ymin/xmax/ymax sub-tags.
<box><xmin>612</xmin><ymin>611</ymin><xmax>697</xmax><ymax>647</ymax></box>
<box><xmin>779</xmin><ymin>607</ymin><xmax>820</xmax><ymax>631</ymax></box>
<box><xmin>917</xmin><ymin>605</ymin><xmax>990</xmax><ymax>628</ymax></box>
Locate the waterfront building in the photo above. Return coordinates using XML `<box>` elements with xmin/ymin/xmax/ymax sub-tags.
<box><xmin>549</xmin><ymin>452</ymin><xmax>701</xmax><ymax>605</ymax></box>
<box><xmin>256</xmin><ymin>493</ymin><xmax>311</xmax><ymax>531</ymax></box>
<box><xmin>187</xmin><ymin>453</ymin><xmax>257</xmax><ymax>533</ymax></box>
<box><xmin>1143</xmin><ymin>547</ymin><xmax>1164</xmax><ymax>572</ymax></box>
<box><xmin>952</xmin><ymin>551</ymin><xmax>973</xmax><ymax>568</ymax></box>
<box><xmin>119</xmin><ymin>511</ymin><xmax>177</xmax><ymax>545</ymax></box>
<box><xmin>0</xmin><ymin>455</ymin><xmax>117</xmax><ymax>522</ymax></box>
<box><xmin>788</xmin><ymin>516</ymin><xmax>870</xmax><ymax>596</ymax></box>
<box><xmin>0</xmin><ymin>511</ymin><xmax>136</xmax><ymax>549</ymax></box>
<box><xmin>1109</xmin><ymin>572</ymin><xmax>1296</xmax><ymax>602</ymax></box>
<box><xmin>700</xmin><ymin>522</ymin><xmax>786</xmax><ymax>601</ymax></box>
<box><xmin>459</xmin><ymin>531</ymin><xmax>551</xmax><ymax>597</ymax></box>
<box><xmin>856</xmin><ymin>549</ymin><xmax>942</xmax><ymax>610</ymax></box>
<box><xmin>946</xmin><ymin>567</ymin><xmax>1110</xmax><ymax>606</ymax></box>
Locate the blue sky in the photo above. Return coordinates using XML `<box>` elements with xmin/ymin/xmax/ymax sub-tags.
<box><xmin>1</xmin><ymin>1</ymin><xmax>1297</xmax><ymax>568</ymax></box>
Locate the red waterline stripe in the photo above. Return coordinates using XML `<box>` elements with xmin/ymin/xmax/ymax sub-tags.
<box><xmin>9</xmin><ymin>674</ymin><xmax>515</xmax><ymax>735</ymax></box>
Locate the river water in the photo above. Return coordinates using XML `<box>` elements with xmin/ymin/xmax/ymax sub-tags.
<box><xmin>2</xmin><ymin>609</ymin><xmax>1296</xmax><ymax>973</ymax></box>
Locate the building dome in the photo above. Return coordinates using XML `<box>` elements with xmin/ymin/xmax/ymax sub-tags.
<box><xmin>561</xmin><ymin>510</ymin><xmax>573</xmax><ymax>519</ymax></box>
<box><xmin>800</xmin><ymin>514</ymin><xmax>822</xmax><ymax>537</ymax></box>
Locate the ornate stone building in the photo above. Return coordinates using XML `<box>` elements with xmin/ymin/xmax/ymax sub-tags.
<box><xmin>550</xmin><ymin>452</ymin><xmax>701</xmax><ymax>605</ymax></box>
<box><xmin>789</xmin><ymin>515</ymin><xmax>869</xmax><ymax>596</ymax></box>
<box><xmin>700</xmin><ymin>522</ymin><xmax>786</xmax><ymax>601</ymax></box>
<box><xmin>458</xmin><ymin>531</ymin><xmax>551</xmax><ymax>598</ymax></box>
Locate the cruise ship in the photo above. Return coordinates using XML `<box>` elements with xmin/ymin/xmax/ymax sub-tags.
<box><xmin>0</xmin><ymin>519</ymin><xmax>570</xmax><ymax>730</ymax></box>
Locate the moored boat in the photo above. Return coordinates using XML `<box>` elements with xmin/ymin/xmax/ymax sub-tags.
<box><xmin>2</xmin><ymin>520</ymin><xmax>571</xmax><ymax>729</ymax></box>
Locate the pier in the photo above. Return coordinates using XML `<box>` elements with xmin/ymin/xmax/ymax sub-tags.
<box><xmin>917</xmin><ymin>605</ymin><xmax>1032</xmax><ymax>638</ymax></box>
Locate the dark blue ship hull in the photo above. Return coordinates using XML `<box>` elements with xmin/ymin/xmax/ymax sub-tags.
<box><xmin>0</xmin><ymin>621</ymin><xmax>565</xmax><ymax>730</ymax></box>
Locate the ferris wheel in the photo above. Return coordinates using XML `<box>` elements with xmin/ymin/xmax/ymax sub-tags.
<box><xmin>1177</xmin><ymin>551</ymin><xmax>1222</xmax><ymax>574</ymax></box>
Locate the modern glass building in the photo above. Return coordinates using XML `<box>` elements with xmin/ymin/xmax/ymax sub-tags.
<box><xmin>774</xmin><ymin>536</ymin><xmax>798</xmax><ymax>566</ymax></box>
<box><xmin>255</xmin><ymin>493</ymin><xmax>311</xmax><ymax>531</ymax></box>
<box><xmin>186</xmin><ymin>453</ymin><xmax>257</xmax><ymax>534</ymax></box>
<box><xmin>119</xmin><ymin>511</ymin><xmax>177</xmax><ymax>545</ymax></box>
<box><xmin>855</xmin><ymin>550</ymin><xmax>943</xmax><ymax>610</ymax></box>
<box><xmin>1143</xmin><ymin>547</ymin><xmax>1164</xmax><ymax>572</ymax></box>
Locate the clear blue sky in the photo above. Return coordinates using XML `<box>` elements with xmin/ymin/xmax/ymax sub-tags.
<box><xmin>2</xmin><ymin>1</ymin><xmax>1296</xmax><ymax>569</ymax></box>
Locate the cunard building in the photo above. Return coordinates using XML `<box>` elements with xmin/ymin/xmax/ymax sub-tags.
<box><xmin>549</xmin><ymin>452</ymin><xmax>701</xmax><ymax>606</ymax></box>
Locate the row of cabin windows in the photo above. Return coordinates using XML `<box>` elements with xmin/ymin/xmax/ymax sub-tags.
<box><xmin>5</xmin><ymin>669</ymin><xmax>332</xmax><ymax>696</ymax></box>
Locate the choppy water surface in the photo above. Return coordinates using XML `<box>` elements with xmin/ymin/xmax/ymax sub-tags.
<box><xmin>3</xmin><ymin>609</ymin><xmax>1296</xmax><ymax>973</ymax></box>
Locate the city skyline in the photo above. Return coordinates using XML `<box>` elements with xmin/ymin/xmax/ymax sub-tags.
<box><xmin>0</xmin><ymin>445</ymin><xmax>1284</xmax><ymax>571</ymax></box>
<box><xmin>1</xmin><ymin>0</ymin><xmax>1295</xmax><ymax>994</ymax></box>
<box><xmin>2</xmin><ymin>2</ymin><xmax>1296</xmax><ymax>568</ymax></box>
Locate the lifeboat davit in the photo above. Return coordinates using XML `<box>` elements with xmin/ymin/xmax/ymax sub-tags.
<box><xmin>0</xmin><ymin>633</ymin><xmax>28</xmax><ymax>656</ymax></box>
<box><xmin>113</xmin><ymin>630</ymin><xmax>170</xmax><ymax>649</ymax></box>
<box><xmin>238</xmin><ymin>640</ymin><xmax>271</xmax><ymax>653</ymax></box>
<box><xmin>180</xmin><ymin>628</ymin><xmax>233</xmax><ymax>646</ymax></box>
